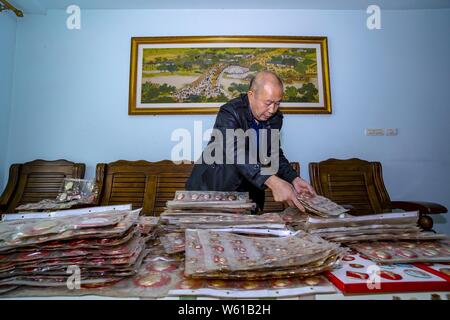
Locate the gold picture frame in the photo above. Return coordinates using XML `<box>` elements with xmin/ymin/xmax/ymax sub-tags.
<box><xmin>128</xmin><ymin>36</ymin><xmax>332</xmax><ymax>115</ymax></box>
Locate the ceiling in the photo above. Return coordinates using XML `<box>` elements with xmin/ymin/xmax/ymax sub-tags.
<box><xmin>9</xmin><ymin>0</ymin><xmax>450</xmax><ymax>14</ymax></box>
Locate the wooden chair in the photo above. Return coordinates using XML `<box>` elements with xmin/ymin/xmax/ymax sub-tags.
<box><xmin>309</xmin><ymin>158</ymin><xmax>447</xmax><ymax>230</ymax></box>
<box><xmin>95</xmin><ymin>160</ymin><xmax>193</xmax><ymax>216</ymax></box>
<box><xmin>0</xmin><ymin>159</ymin><xmax>86</xmax><ymax>214</ymax></box>
<box><xmin>95</xmin><ymin>160</ymin><xmax>300</xmax><ymax>216</ymax></box>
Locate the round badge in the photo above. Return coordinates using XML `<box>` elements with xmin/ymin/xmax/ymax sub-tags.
<box><xmin>134</xmin><ymin>272</ymin><xmax>171</xmax><ymax>288</ymax></box>
<box><xmin>396</xmin><ymin>249</ymin><xmax>418</xmax><ymax>259</ymax></box>
<box><xmin>343</xmin><ymin>255</ymin><xmax>355</xmax><ymax>262</ymax></box>
<box><xmin>398</xmin><ymin>242</ymin><xmax>416</xmax><ymax>248</ymax></box>
<box><xmin>404</xmin><ymin>269</ymin><xmax>432</xmax><ymax>279</ymax></box>
<box><xmin>379</xmin><ymin>242</ymin><xmax>394</xmax><ymax>250</ymax></box>
<box><xmin>213</xmin><ymin>245</ymin><xmax>225</xmax><ymax>253</ymax></box>
<box><xmin>213</xmin><ymin>255</ymin><xmax>228</xmax><ymax>265</ymax></box>
<box><xmin>422</xmin><ymin>242</ymin><xmax>439</xmax><ymax>249</ymax></box>
<box><xmin>176</xmin><ymin>193</ymin><xmax>185</xmax><ymax>200</ymax></box>
<box><xmin>238</xmin><ymin>280</ymin><xmax>265</xmax><ymax>290</ymax></box>
<box><xmin>207</xmin><ymin>279</ymin><xmax>229</xmax><ymax>288</ymax></box>
<box><xmin>203</xmin><ymin>194</ymin><xmax>212</xmax><ymax>200</ymax></box>
<box><xmin>304</xmin><ymin>276</ymin><xmax>322</xmax><ymax>286</ymax></box>
<box><xmin>234</xmin><ymin>246</ymin><xmax>246</xmax><ymax>254</ymax></box>
<box><xmin>177</xmin><ymin>278</ymin><xmax>203</xmax><ymax>289</ymax></box>
<box><xmin>270</xmin><ymin>279</ymin><xmax>294</xmax><ymax>288</ymax></box>
<box><xmin>236</xmin><ymin>256</ymin><xmax>250</xmax><ymax>262</ymax></box>
<box><xmin>191</xmin><ymin>194</ymin><xmax>199</xmax><ymax>200</ymax></box>
<box><xmin>373</xmin><ymin>250</ymin><xmax>392</xmax><ymax>260</ymax></box>
<box><xmin>421</xmin><ymin>248</ymin><xmax>439</xmax><ymax>257</ymax></box>
<box><xmin>146</xmin><ymin>261</ymin><xmax>178</xmax><ymax>272</ymax></box>
<box><xmin>378</xmin><ymin>270</ymin><xmax>403</xmax><ymax>281</ymax></box>
<box><xmin>346</xmin><ymin>271</ymin><xmax>369</xmax><ymax>280</ymax></box>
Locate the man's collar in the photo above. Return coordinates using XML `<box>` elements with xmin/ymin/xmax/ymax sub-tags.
<box><xmin>241</xmin><ymin>94</ymin><xmax>254</xmax><ymax>123</ymax></box>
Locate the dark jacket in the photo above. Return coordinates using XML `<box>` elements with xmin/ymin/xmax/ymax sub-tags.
<box><xmin>185</xmin><ymin>94</ymin><xmax>298</xmax><ymax>211</ymax></box>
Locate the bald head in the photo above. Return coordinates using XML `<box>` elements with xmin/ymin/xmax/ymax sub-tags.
<box><xmin>249</xmin><ymin>71</ymin><xmax>284</xmax><ymax>96</ymax></box>
<box><xmin>247</xmin><ymin>71</ymin><xmax>284</xmax><ymax>122</ymax></box>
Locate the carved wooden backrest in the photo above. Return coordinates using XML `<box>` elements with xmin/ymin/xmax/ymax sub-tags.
<box><xmin>96</xmin><ymin>160</ymin><xmax>193</xmax><ymax>216</ymax></box>
<box><xmin>309</xmin><ymin>158</ymin><xmax>391</xmax><ymax>215</ymax></box>
<box><xmin>1</xmin><ymin>159</ymin><xmax>85</xmax><ymax>213</ymax></box>
<box><xmin>96</xmin><ymin>160</ymin><xmax>300</xmax><ymax>216</ymax></box>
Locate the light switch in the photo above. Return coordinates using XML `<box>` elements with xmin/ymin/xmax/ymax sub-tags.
<box><xmin>386</xmin><ymin>128</ymin><xmax>398</xmax><ymax>136</ymax></box>
<box><xmin>365</xmin><ymin>128</ymin><xmax>385</xmax><ymax>136</ymax></box>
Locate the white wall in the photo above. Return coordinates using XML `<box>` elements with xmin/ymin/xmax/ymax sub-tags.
<box><xmin>3</xmin><ymin>9</ymin><xmax>450</xmax><ymax>232</ymax></box>
<box><xmin>0</xmin><ymin>11</ymin><xmax>17</xmax><ymax>192</ymax></box>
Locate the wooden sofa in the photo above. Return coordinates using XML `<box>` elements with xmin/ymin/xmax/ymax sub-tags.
<box><xmin>309</xmin><ymin>158</ymin><xmax>448</xmax><ymax>230</ymax></box>
<box><xmin>95</xmin><ymin>160</ymin><xmax>300</xmax><ymax>216</ymax></box>
<box><xmin>0</xmin><ymin>159</ymin><xmax>86</xmax><ymax>214</ymax></box>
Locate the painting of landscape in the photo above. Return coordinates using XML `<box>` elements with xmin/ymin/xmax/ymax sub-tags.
<box><xmin>140</xmin><ymin>47</ymin><xmax>319</xmax><ymax>103</ymax></box>
<box><xmin>129</xmin><ymin>37</ymin><xmax>331</xmax><ymax>114</ymax></box>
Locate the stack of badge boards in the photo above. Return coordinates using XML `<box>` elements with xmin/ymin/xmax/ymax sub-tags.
<box><xmin>0</xmin><ymin>208</ymin><xmax>148</xmax><ymax>293</ymax></box>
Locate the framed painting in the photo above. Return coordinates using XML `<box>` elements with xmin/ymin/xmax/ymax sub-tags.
<box><xmin>128</xmin><ymin>36</ymin><xmax>331</xmax><ymax>115</ymax></box>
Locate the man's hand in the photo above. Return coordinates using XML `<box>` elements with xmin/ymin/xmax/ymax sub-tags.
<box><xmin>265</xmin><ymin>175</ymin><xmax>305</xmax><ymax>212</ymax></box>
<box><xmin>292</xmin><ymin>177</ymin><xmax>316</xmax><ymax>198</ymax></box>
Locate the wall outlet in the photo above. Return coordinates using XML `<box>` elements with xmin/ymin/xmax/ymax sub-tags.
<box><xmin>365</xmin><ymin>128</ymin><xmax>385</xmax><ymax>136</ymax></box>
<box><xmin>386</xmin><ymin>128</ymin><xmax>398</xmax><ymax>136</ymax></box>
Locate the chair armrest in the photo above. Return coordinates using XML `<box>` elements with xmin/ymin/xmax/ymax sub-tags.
<box><xmin>0</xmin><ymin>164</ymin><xmax>21</xmax><ymax>213</ymax></box>
<box><xmin>391</xmin><ymin>201</ymin><xmax>448</xmax><ymax>215</ymax></box>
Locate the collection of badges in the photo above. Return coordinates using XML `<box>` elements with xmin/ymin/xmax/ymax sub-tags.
<box><xmin>297</xmin><ymin>194</ymin><xmax>349</xmax><ymax>218</ymax></box>
<box><xmin>0</xmin><ymin>209</ymin><xmax>152</xmax><ymax>291</ymax></box>
<box><xmin>325</xmin><ymin>251</ymin><xmax>450</xmax><ymax>294</ymax></box>
<box><xmin>301</xmin><ymin>211</ymin><xmax>447</xmax><ymax>243</ymax></box>
<box><xmin>349</xmin><ymin>240</ymin><xmax>450</xmax><ymax>264</ymax></box>
<box><xmin>166</xmin><ymin>191</ymin><xmax>256</xmax><ymax>214</ymax></box>
<box><xmin>159</xmin><ymin>191</ymin><xmax>292</xmax><ymax>254</ymax></box>
<box><xmin>168</xmin><ymin>275</ymin><xmax>336</xmax><ymax>298</ymax></box>
<box><xmin>1</xmin><ymin>252</ymin><xmax>184</xmax><ymax>299</ymax></box>
<box><xmin>1</xmin><ymin>188</ymin><xmax>449</xmax><ymax>299</ymax></box>
<box><xmin>15</xmin><ymin>178</ymin><xmax>99</xmax><ymax>211</ymax></box>
<box><xmin>184</xmin><ymin>229</ymin><xmax>346</xmax><ymax>280</ymax></box>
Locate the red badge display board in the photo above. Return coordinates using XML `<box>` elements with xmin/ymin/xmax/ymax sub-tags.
<box><xmin>414</xmin><ymin>263</ymin><xmax>450</xmax><ymax>282</ymax></box>
<box><xmin>325</xmin><ymin>253</ymin><xmax>450</xmax><ymax>294</ymax></box>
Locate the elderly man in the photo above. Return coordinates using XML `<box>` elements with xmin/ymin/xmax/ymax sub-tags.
<box><xmin>186</xmin><ymin>70</ymin><xmax>315</xmax><ymax>212</ymax></box>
